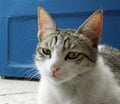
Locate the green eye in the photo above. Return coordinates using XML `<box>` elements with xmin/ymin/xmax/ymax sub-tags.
<box><xmin>65</xmin><ymin>52</ymin><xmax>80</xmax><ymax>60</ymax></box>
<box><xmin>41</xmin><ymin>48</ymin><xmax>51</xmax><ymax>58</ymax></box>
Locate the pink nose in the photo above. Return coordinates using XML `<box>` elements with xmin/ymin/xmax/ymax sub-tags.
<box><xmin>51</xmin><ymin>66</ymin><xmax>61</xmax><ymax>77</ymax></box>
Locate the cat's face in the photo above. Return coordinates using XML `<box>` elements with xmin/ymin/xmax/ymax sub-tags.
<box><xmin>35</xmin><ymin>6</ymin><xmax>103</xmax><ymax>85</ymax></box>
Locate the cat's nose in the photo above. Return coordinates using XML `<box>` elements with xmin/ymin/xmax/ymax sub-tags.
<box><xmin>51</xmin><ymin>66</ymin><xmax>61</xmax><ymax>77</ymax></box>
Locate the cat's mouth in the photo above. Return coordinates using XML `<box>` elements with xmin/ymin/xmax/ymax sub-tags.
<box><xmin>47</xmin><ymin>72</ymin><xmax>75</xmax><ymax>85</ymax></box>
<box><xmin>51</xmin><ymin>73</ymin><xmax>60</xmax><ymax>80</ymax></box>
<box><xmin>46</xmin><ymin>72</ymin><xmax>66</xmax><ymax>84</ymax></box>
<box><xmin>52</xmin><ymin>71</ymin><xmax>58</xmax><ymax>78</ymax></box>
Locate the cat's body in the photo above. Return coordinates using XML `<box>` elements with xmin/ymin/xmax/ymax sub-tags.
<box><xmin>35</xmin><ymin>7</ymin><xmax>120</xmax><ymax>104</ymax></box>
<box><xmin>99</xmin><ymin>45</ymin><xmax>120</xmax><ymax>84</ymax></box>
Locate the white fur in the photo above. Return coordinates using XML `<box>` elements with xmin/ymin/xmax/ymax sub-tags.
<box><xmin>98</xmin><ymin>45</ymin><xmax>106</xmax><ymax>52</ymax></box>
<box><xmin>98</xmin><ymin>45</ymin><xmax>104</xmax><ymax>52</ymax></box>
<box><xmin>37</xmin><ymin>7</ymin><xmax>120</xmax><ymax>103</ymax></box>
<box><xmin>36</xmin><ymin>52</ymin><xmax>120</xmax><ymax>104</ymax></box>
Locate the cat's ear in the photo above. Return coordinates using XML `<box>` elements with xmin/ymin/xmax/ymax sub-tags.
<box><xmin>38</xmin><ymin>6</ymin><xmax>56</xmax><ymax>40</ymax></box>
<box><xmin>76</xmin><ymin>10</ymin><xmax>103</xmax><ymax>47</ymax></box>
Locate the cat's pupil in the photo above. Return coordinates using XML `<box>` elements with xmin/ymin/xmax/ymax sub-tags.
<box><xmin>42</xmin><ymin>48</ymin><xmax>51</xmax><ymax>57</ymax></box>
<box><xmin>65</xmin><ymin>52</ymin><xmax>80</xmax><ymax>60</ymax></box>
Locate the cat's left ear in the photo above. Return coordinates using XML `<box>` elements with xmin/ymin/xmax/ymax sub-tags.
<box><xmin>38</xmin><ymin>6</ymin><xmax>56</xmax><ymax>40</ymax></box>
<box><xmin>76</xmin><ymin>10</ymin><xmax>103</xmax><ymax>47</ymax></box>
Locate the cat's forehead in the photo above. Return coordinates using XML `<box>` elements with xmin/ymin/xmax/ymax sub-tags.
<box><xmin>42</xmin><ymin>29</ymin><xmax>79</xmax><ymax>40</ymax></box>
<box><xmin>39</xmin><ymin>29</ymin><xmax>90</xmax><ymax>49</ymax></box>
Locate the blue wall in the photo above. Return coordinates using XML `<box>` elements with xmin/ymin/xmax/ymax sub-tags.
<box><xmin>0</xmin><ymin>0</ymin><xmax>120</xmax><ymax>78</ymax></box>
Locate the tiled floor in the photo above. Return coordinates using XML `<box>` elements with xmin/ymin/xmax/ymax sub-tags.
<box><xmin>0</xmin><ymin>78</ymin><xmax>39</xmax><ymax>104</ymax></box>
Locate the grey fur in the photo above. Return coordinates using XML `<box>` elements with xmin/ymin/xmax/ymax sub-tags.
<box><xmin>36</xmin><ymin>28</ymin><xmax>120</xmax><ymax>85</ymax></box>
<box><xmin>99</xmin><ymin>45</ymin><xmax>120</xmax><ymax>84</ymax></box>
<box><xmin>36</xmin><ymin>29</ymin><xmax>98</xmax><ymax>63</ymax></box>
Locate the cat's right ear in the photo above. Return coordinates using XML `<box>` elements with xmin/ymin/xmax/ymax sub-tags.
<box><xmin>38</xmin><ymin>6</ymin><xmax>56</xmax><ymax>41</ymax></box>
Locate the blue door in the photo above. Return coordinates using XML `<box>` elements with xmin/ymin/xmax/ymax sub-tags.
<box><xmin>0</xmin><ymin>0</ymin><xmax>120</xmax><ymax>79</ymax></box>
<box><xmin>0</xmin><ymin>0</ymin><xmax>39</xmax><ymax>78</ymax></box>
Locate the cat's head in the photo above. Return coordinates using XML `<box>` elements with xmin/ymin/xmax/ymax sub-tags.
<box><xmin>35</xmin><ymin>6</ymin><xmax>103</xmax><ymax>85</ymax></box>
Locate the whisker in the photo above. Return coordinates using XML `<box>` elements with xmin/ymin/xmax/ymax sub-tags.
<box><xmin>25</xmin><ymin>70</ymin><xmax>38</xmax><ymax>78</ymax></box>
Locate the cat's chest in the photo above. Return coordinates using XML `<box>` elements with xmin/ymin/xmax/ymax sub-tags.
<box><xmin>49</xmin><ymin>85</ymin><xmax>83</xmax><ymax>103</ymax></box>
<box><xmin>39</xmin><ymin>80</ymin><xmax>83</xmax><ymax>104</ymax></box>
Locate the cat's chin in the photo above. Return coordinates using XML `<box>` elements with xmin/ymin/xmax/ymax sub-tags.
<box><xmin>49</xmin><ymin>79</ymin><xmax>64</xmax><ymax>85</ymax></box>
<box><xmin>46</xmin><ymin>76</ymin><xmax>66</xmax><ymax>85</ymax></box>
<box><xmin>46</xmin><ymin>74</ymin><xmax>76</xmax><ymax>85</ymax></box>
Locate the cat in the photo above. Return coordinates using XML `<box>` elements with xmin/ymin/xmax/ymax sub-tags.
<box><xmin>99</xmin><ymin>45</ymin><xmax>120</xmax><ymax>84</ymax></box>
<box><xmin>35</xmin><ymin>6</ymin><xmax>120</xmax><ymax>104</ymax></box>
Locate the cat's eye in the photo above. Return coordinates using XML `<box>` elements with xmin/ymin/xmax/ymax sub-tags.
<box><xmin>41</xmin><ymin>48</ymin><xmax>51</xmax><ymax>58</ymax></box>
<box><xmin>65</xmin><ymin>52</ymin><xmax>80</xmax><ymax>60</ymax></box>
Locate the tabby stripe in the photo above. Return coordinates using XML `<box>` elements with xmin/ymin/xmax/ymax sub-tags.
<box><xmin>54</xmin><ymin>36</ymin><xmax>57</xmax><ymax>45</ymax></box>
<box><xmin>39</xmin><ymin>51</ymin><xmax>44</xmax><ymax>57</ymax></box>
<box><xmin>76</xmin><ymin>57</ymin><xmax>84</xmax><ymax>63</ymax></box>
<box><xmin>83</xmin><ymin>54</ymin><xmax>95</xmax><ymax>63</ymax></box>
<box><xmin>37</xmin><ymin>48</ymin><xmax>44</xmax><ymax>57</ymax></box>
<box><xmin>50</xmin><ymin>36</ymin><xmax>57</xmax><ymax>47</ymax></box>
<box><xmin>63</xmin><ymin>38</ymin><xmax>69</xmax><ymax>48</ymax></box>
<box><xmin>80</xmin><ymin>53</ymin><xmax>96</xmax><ymax>63</ymax></box>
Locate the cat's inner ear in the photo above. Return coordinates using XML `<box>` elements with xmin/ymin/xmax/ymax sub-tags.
<box><xmin>76</xmin><ymin>10</ymin><xmax>103</xmax><ymax>47</ymax></box>
<box><xmin>38</xmin><ymin>6</ymin><xmax>56</xmax><ymax>40</ymax></box>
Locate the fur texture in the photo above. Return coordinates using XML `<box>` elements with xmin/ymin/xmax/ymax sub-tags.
<box><xmin>35</xmin><ymin>6</ymin><xmax>120</xmax><ymax>104</ymax></box>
